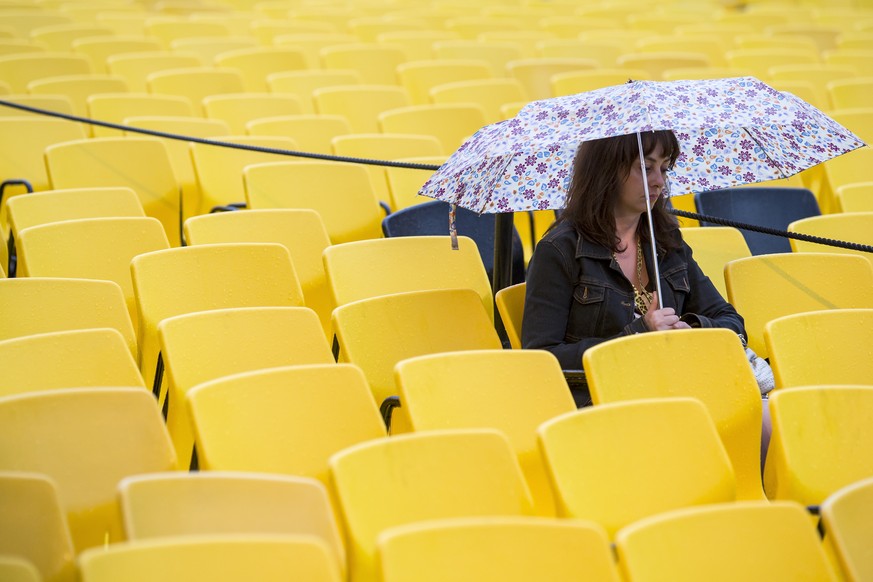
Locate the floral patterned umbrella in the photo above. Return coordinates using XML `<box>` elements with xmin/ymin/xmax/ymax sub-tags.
<box><xmin>417</xmin><ymin>76</ymin><xmax>866</xmax><ymax>292</ymax></box>
<box><xmin>419</xmin><ymin>76</ymin><xmax>865</xmax><ymax>214</ymax></box>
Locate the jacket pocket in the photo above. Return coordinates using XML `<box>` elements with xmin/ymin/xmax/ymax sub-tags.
<box><xmin>664</xmin><ymin>266</ymin><xmax>690</xmax><ymax>312</ymax></box>
<box><xmin>566</xmin><ymin>282</ymin><xmax>606</xmax><ymax>341</ymax></box>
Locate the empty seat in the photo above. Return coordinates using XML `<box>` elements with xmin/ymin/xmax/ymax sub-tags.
<box><xmin>0</xmin><ymin>388</ymin><xmax>176</xmax><ymax>551</ymax></box>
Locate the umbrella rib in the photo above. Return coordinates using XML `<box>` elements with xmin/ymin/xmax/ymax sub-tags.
<box><xmin>741</xmin><ymin>128</ymin><xmax>790</xmax><ymax>180</ymax></box>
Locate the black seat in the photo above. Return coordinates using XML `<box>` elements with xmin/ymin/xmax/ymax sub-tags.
<box><xmin>695</xmin><ymin>187</ymin><xmax>821</xmax><ymax>255</ymax></box>
<box><xmin>382</xmin><ymin>201</ymin><xmax>526</xmax><ymax>285</ymax></box>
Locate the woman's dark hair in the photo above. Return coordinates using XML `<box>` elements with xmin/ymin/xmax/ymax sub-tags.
<box><xmin>558</xmin><ymin>130</ymin><xmax>681</xmax><ymax>252</ymax></box>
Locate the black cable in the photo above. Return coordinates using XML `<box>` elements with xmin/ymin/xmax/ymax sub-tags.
<box><xmin>669</xmin><ymin>208</ymin><xmax>873</xmax><ymax>254</ymax></box>
<box><xmin>0</xmin><ymin>98</ymin><xmax>444</xmax><ymax>171</ymax></box>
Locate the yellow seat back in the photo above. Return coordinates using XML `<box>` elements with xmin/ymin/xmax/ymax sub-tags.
<box><xmin>395</xmin><ymin>349</ymin><xmax>575</xmax><ymax>516</ymax></box>
<box><xmin>583</xmin><ymin>328</ymin><xmax>764</xmax><ymax>500</ymax></box>
<box><xmin>538</xmin><ymin>398</ymin><xmax>736</xmax><ymax>536</ymax></box>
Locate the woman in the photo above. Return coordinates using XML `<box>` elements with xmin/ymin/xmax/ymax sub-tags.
<box><xmin>522</xmin><ymin>130</ymin><xmax>745</xmax><ymax>404</ymax></box>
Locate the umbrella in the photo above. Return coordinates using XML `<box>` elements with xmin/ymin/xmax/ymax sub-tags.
<box><xmin>418</xmin><ymin>76</ymin><xmax>867</xmax><ymax>294</ymax></box>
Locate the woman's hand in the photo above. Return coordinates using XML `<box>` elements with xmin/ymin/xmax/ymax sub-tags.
<box><xmin>643</xmin><ymin>292</ymin><xmax>692</xmax><ymax>331</ymax></box>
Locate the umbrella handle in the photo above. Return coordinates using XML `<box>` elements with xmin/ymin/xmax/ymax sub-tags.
<box><xmin>636</xmin><ymin>132</ymin><xmax>664</xmax><ymax>302</ymax></box>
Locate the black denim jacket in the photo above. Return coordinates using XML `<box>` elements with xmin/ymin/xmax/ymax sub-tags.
<box><xmin>522</xmin><ymin>221</ymin><xmax>746</xmax><ymax>370</ymax></box>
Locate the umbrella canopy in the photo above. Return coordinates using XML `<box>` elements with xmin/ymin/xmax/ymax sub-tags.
<box><xmin>419</xmin><ymin>76</ymin><xmax>866</xmax><ymax>214</ymax></box>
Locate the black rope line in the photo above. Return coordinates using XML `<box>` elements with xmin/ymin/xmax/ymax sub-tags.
<box><xmin>0</xmin><ymin>98</ymin><xmax>444</xmax><ymax>171</ymax></box>
<box><xmin>3</xmin><ymin>99</ymin><xmax>870</xmax><ymax>254</ymax></box>
<box><xmin>669</xmin><ymin>208</ymin><xmax>873</xmax><ymax>254</ymax></box>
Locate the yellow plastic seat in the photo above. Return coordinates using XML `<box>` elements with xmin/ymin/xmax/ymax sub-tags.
<box><xmin>615</xmin><ymin>501</ymin><xmax>838</xmax><ymax>582</ymax></box>
<box><xmin>130</xmin><ymin>243</ymin><xmax>304</xmax><ymax>406</ymax></box>
<box><xmin>329</xmin><ymin>429</ymin><xmax>534</xmax><ymax>582</ymax></box>
<box><xmin>375</xmin><ymin>29</ymin><xmax>460</xmax><ymax>61</ymax></box>
<box><xmin>820</xmin><ymin>476</ymin><xmax>873</xmax><ymax>582</ymax></box>
<box><xmin>184</xmin><ymin>209</ymin><xmax>334</xmax><ymax>337</ymax></box>
<box><xmin>201</xmin><ymin>92</ymin><xmax>303</xmax><ymax>134</ymax></box>
<box><xmin>6</xmin><ymin>186</ymin><xmax>145</xmax><ymax>254</ymax></box>
<box><xmin>319</xmin><ymin>42</ymin><xmax>406</xmax><ymax>85</ymax></box>
<box><xmin>324</xmin><ymin>235</ymin><xmax>492</xmax><ymax>318</ymax></box>
<box><xmin>432</xmin><ymin>39</ymin><xmax>523</xmax><ymax>78</ymax></box>
<box><xmin>536</xmin><ymin>38</ymin><xmax>624</xmax><ymax>66</ymax></box>
<box><xmin>824</xmin><ymin>49</ymin><xmax>873</xmax><ymax>78</ymax></box>
<box><xmin>313</xmin><ymin>84</ymin><xmax>410</xmax><ymax>133</ymax></box>
<box><xmin>0</xmin><ymin>277</ymin><xmax>136</xmax><ymax>357</ymax></box>
<box><xmin>0</xmin><ymin>117</ymin><xmax>86</xmax><ymax>236</ymax></box>
<box><xmin>0</xmin><ymin>328</ymin><xmax>143</xmax><ymax>397</ymax></box>
<box><xmin>272</xmin><ymin>33</ymin><xmax>358</xmax><ymax>70</ymax></box>
<box><xmin>87</xmin><ymin>93</ymin><xmax>195</xmax><ymax>137</ymax></box>
<box><xmin>26</xmin><ymin>74</ymin><xmax>129</xmax><ymax>120</ymax></box>
<box><xmin>71</xmin><ymin>36</ymin><xmax>163</xmax><ymax>74</ymax></box>
<box><xmin>662</xmin><ymin>66</ymin><xmax>748</xmax><ymax>81</ymax></box>
<box><xmin>189</xmin><ymin>135</ymin><xmax>298</xmax><ymax>215</ymax></box>
<box><xmin>765</xmin><ymin>308</ymin><xmax>873</xmax><ymax>390</ymax></box>
<box><xmin>105</xmin><ymin>52</ymin><xmax>201</xmax><ymax>93</ymax></box>
<box><xmin>169</xmin><ymin>37</ymin><xmax>260</xmax><ymax>67</ymax></box>
<box><xmin>0</xmin><ymin>52</ymin><xmax>91</xmax><ymax>92</ymax></box>
<box><xmin>617</xmin><ymin>51</ymin><xmax>711</xmax><ymax>81</ymax></box>
<box><xmin>250</xmin><ymin>20</ymin><xmax>339</xmax><ymax>47</ymax></box>
<box><xmin>429</xmin><ymin>77</ymin><xmax>527</xmax><ymax>124</ymax></box>
<box><xmin>378</xmin><ymin>103</ymin><xmax>487</xmax><ymax>153</ymax></box>
<box><xmin>725</xmin><ymin>253</ymin><xmax>873</xmax><ymax>359</ymax></box>
<box><xmin>158</xmin><ymin>306</ymin><xmax>333</xmax><ymax>468</ymax></box>
<box><xmin>0</xmin><ymin>13</ymin><xmax>73</xmax><ymax>38</ymax></box>
<box><xmin>0</xmin><ymin>556</ymin><xmax>41</xmax><ymax>582</ymax></box>
<box><xmin>146</xmin><ymin>67</ymin><xmax>245</xmax><ymax>115</ymax></box>
<box><xmin>143</xmin><ymin>18</ymin><xmax>232</xmax><ymax>49</ymax></box>
<box><xmin>788</xmin><ymin>212</ymin><xmax>873</xmax><ymax>269</ymax></box>
<box><xmin>214</xmin><ymin>46</ymin><xmax>307</xmax><ymax>92</ymax></box>
<box><xmin>769</xmin><ymin>64</ymin><xmax>859</xmax><ymax>110</ymax></box>
<box><xmin>0</xmin><ymin>472</ymin><xmax>76</xmax><ymax>582</ymax></box>
<box><xmin>378</xmin><ymin>516</ymin><xmax>620</xmax><ymax>582</ymax></box>
<box><xmin>0</xmin><ymin>388</ymin><xmax>176</xmax><ymax>552</ymax></box>
<box><xmin>734</xmin><ymin>33</ymin><xmax>820</xmax><ymax>54</ymax></box>
<box><xmin>17</xmin><ymin>217</ymin><xmax>170</xmax><ymax>331</ymax></box>
<box><xmin>29</xmin><ymin>23</ymin><xmax>113</xmax><ymax>52</ymax></box>
<box><xmin>765</xmin><ymin>386</ymin><xmax>873</xmax><ymax>507</ymax></box>
<box><xmin>119</xmin><ymin>471</ymin><xmax>344</xmax><ymax>564</ymax></box>
<box><xmin>836</xmin><ymin>181</ymin><xmax>873</xmax><ymax>213</ymax></box>
<box><xmin>725</xmin><ymin>48</ymin><xmax>820</xmax><ymax>79</ymax></box>
<box><xmin>78</xmin><ymin>535</ymin><xmax>341</xmax><ymax>582</ymax></box>
<box><xmin>444</xmin><ymin>15</ymin><xmax>524</xmax><ymax>39</ymax></box>
<box><xmin>0</xmin><ymin>94</ymin><xmax>74</xmax><ymax>118</ymax></box>
<box><xmin>828</xmin><ymin>77</ymin><xmax>873</xmax><ymax>110</ymax></box>
<box><xmin>821</xmin><ymin>148</ymin><xmax>873</xmax><ymax>214</ymax></box>
<box><xmin>265</xmin><ymin>68</ymin><xmax>360</xmax><ymax>114</ymax></box>
<box><xmin>246</xmin><ymin>114</ymin><xmax>351</xmax><ymax>154</ymax></box>
<box><xmin>44</xmin><ymin>137</ymin><xmax>182</xmax><ymax>246</ymax></box>
<box><xmin>506</xmin><ymin>57</ymin><xmax>598</xmax><ymax>100</ymax></box>
<box><xmin>120</xmin><ymin>116</ymin><xmax>230</xmax><ymax>221</ymax></box>
<box><xmin>347</xmin><ymin>17</ymin><xmax>427</xmax><ymax>42</ymax></box>
<box><xmin>550</xmin><ymin>68</ymin><xmax>652</xmax><ymax>97</ymax></box>
<box><xmin>494</xmin><ymin>281</ymin><xmax>525</xmax><ymax>349</ymax></box>
<box><xmin>188</xmin><ymin>363</ymin><xmax>386</xmax><ymax>484</ymax></box>
<box><xmin>244</xmin><ymin>160</ymin><xmax>385</xmax><ymax>244</ymax></box>
<box><xmin>634</xmin><ymin>35</ymin><xmax>729</xmax><ymax>67</ymax></box>
<box><xmin>331</xmin><ymin>288</ymin><xmax>502</xmax><ymax>416</ymax></box>
<box><xmin>384</xmin><ymin>155</ymin><xmax>446</xmax><ymax>211</ymax></box>
<box><xmin>678</xmin><ymin>226</ymin><xmax>752</xmax><ymax>300</ymax></box>
<box><xmin>766</xmin><ymin>22</ymin><xmax>842</xmax><ymax>52</ymax></box>
<box><xmin>538</xmin><ymin>398</ymin><xmax>737</xmax><ymax>536</ymax></box>
<box><xmin>583</xmin><ymin>329</ymin><xmax>765</xmax><ymax>501</ymax></box>
<box><xmin>331</xmin><ymin>133</ymin><xmax>443</xmax><ymax>207</ymax></box>
<box><xmin>0</xmin><ymin>39</ymin><xmax>44</xmax><ymax>57</ymax></box>
<box><xmin>396</xmin><ymin>58</ymin><xmax>492</xmax><ymax>105</ymax></box>
<box><xmin>478</xmin><ymin>30</ymin><xmax>557</xmax><ymax>59</ymax></box>
<box><xmin>395</xmin><ymin>349</ymin><xmax>575</xmax><ymax>516</ymax></box>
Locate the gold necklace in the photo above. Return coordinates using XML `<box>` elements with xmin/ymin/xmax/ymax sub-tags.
<box><xmin>634</xmin><ymin>239</ymin><xmax>653</xmax><ymax>315</ymax></box>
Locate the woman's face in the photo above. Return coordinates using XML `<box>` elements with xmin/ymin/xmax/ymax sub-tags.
<box><xmin>614</xmin><ymin>141</ymin><xmax>671</xmax><ymax>219</ymax></box>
